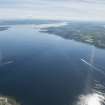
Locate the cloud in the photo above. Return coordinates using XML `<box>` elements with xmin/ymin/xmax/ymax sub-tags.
<box><xmin>0</xmin><ymin>0</ymin><xmax>105</xmax><ymax>21</ymax></box>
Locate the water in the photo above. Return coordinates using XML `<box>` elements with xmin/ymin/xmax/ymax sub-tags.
<box><xmin>0</xmin><ymin>25</ymin><xmax>105</xmax><ymax>105</ymax></box>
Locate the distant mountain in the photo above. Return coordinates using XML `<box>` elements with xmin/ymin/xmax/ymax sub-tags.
<box><xmin>0</xmin><ymin>19</ymin><xmax>60</xmax><ymax>25</ymax></box>
<box><xmin>0</xmin><ymin>26</ymin><xmax>9</xmax><ymax>31</ymax></box>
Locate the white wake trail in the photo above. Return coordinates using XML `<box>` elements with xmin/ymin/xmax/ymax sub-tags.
<box><xmin>0</xmin><ymin>51</ymin><xmax>13</xmax><ymax>67</ymax></box>
<box><xmin>81</xmin><ymin>59</ymin><xmax>105</xmax><ymax>76</ymax></box>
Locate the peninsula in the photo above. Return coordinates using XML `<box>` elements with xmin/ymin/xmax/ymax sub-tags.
<box><xmin>40</xmin><ymin>22</ymin><xmax>105</xmax><ymax>48</ymax></box>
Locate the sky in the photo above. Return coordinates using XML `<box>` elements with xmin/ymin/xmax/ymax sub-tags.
<box><xmin>0</xmin><ymin>0</ymin><xmax>105</xmax><ymax>21</ymax></box>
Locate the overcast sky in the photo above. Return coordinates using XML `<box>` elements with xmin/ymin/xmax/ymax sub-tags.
<box><xmin>0</xmin><ymin>0</ymin><xmax>105</xmax><ymax>21</ymax></box>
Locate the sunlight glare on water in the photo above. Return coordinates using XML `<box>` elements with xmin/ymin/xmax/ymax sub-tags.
<box><xmin>77</xmin><ymin>46</ymin><xmax>105</xmax><ymax>105</ymax></box>
<box><xmin>77</xmin><ymin>93</ymin><xmax>105</xmax><ymax>105</ymax></box>
<box><xmin>76</xmin><ymin>81</ymin><xmax>105</xmax><ymax>105</ymax></box>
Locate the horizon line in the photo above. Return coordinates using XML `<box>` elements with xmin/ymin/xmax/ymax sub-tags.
<box><xmin>1</xmin><ymin>18</ymin><xmax>105</xmax><ymax>23</ymax></box>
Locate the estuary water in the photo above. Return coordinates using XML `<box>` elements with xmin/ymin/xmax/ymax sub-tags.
<box><xmin>0</xmin><ymin>25</ymin><xmax>105</xmax><ymax>105</ymax></box>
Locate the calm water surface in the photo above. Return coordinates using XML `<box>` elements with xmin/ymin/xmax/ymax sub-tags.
<box><xmin>0</xmin><ymin>26</ymin><xmax>105</xmax><ymax>105</ymax></box>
